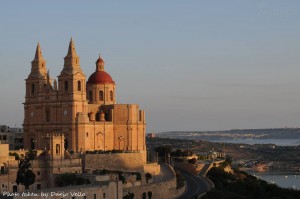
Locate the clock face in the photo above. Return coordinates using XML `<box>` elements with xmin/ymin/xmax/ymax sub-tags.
<box><xmin>30</xmin><ymin>112</ymin><xmax>34</xmax><ymax>117</ymax></box>
<box><xmin>64</xmin><ymin>110</ymin><xmax>68</xmax><ymax>116</ymax></box>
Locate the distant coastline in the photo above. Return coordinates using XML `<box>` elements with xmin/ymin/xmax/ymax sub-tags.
<box><xmin>157</xmin><ymin>128</ymin><xmax>300</xmax><ymax>142</ymax></box>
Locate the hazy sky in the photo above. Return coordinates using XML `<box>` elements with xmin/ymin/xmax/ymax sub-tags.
<box><xmin>1</xmin><ymin>1</ymin><xmax>300</xmax><ymax>132</ymax></box>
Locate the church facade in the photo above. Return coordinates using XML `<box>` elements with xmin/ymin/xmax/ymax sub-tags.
<box><xmin>23</xmin><ymin>39</ymin><xmax>146</xmax><ymax>156</ymax></box>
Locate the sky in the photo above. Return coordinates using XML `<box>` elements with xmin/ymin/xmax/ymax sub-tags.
<box><xmin>1</xmin><ymin>1</ymin><xmax>300</xmax><ymax>132</ymax></box>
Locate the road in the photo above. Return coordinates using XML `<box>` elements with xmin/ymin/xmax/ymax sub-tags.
<box><xmin>177</xmin><ymin>169</ymin><xmax>213</xmax><ymax>199</ymax></box>
<box><xmin>154</xmin><ymin>163</ymin><xmax>175</xmax><ymax>183</ymax></box>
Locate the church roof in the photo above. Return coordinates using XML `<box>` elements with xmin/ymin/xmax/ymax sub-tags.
<box><xmin>87</xmin><ymin>70</ymin><xmax>115</xmax><ymax>84</ymax></box>
<box><xmin>87</xmin><ymin>55</ymin><xmax>115</xmax><ymax>85</ymax></box>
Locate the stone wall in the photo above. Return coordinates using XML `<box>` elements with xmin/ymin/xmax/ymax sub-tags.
<box><xmin>123</xmin><ymin>164</ymin><xmax>183</xmax><ymax>199</ymax></box>
<box><xmin>124</xmin><ymin>177</ymin><xmax>176</xmax><ymax>199</ymax></box>
<box><xmin>0</xmin><ymin>151</ymin><xmax>82</xmax><ymax>193</ymax></box>
<box><xmin>0</xmin><ymin>144</ymin><xmax>9</xmax><ymax>157</ymax></box>
<box><xmin>143</xmin><ymin>163</ymin><xmax>160</xmax><ymax>175</ymax></box>
<box><xmin>11</xmin><ymin>181</ymin><xmax>123</xmax><ymax>199</ymax></box>
<box><xmin>83</xmin><ymin>153</ymin><xmax>144</xmax><ymax>173</ymax></box>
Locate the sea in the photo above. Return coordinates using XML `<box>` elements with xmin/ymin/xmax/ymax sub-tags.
<box><xmin>210</xmin><ymin>138</ymin><xmax>300</xmax><ymax>189</ymax></box>
<box><xmin>250</xmin><ymin>172</ymin><xmax>300</xmax><ymax>190</ymax></box>
<box><xmin>210</xmin><ymin>138</ymin><xmax>300</xmax><ymax>146</ymax></box>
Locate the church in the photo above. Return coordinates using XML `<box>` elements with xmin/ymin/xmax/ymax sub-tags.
<box><xmin>23</xmin><ymin>39</ymin><xmax>146</xmax><ymax>158</ymax></box>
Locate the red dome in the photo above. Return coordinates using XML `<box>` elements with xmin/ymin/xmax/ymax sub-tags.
<box><xmin>87</xmin><ymin>71</ymin><xmax>115</xmax><ymax>84</ymax></box>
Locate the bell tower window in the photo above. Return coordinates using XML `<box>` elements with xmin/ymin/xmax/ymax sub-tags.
<box><xmin>77</xmin><ymin>81</ymin><xmax>81</xmax><ymax>91</ymax></box>
<box><xmin>99</xmin><ymin>91</ymin><xmax>104</xmax><ymax>101</ymax></box>
<box><xmin>64</xmin><ymin>81</ymin><xmax>68</xmax><ymax>92</ymax></box>
<box><xmin>31</xmin><ymin>84</ymin><xmax>35</xmax><ymax>95</ymax></box>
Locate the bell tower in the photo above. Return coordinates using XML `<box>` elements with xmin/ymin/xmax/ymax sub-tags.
<box><xmin>57</xmin><ymin>38</ymin><xmax>88</xmax><ymax>152</ymax></box>
<box><xmin>25</xmin><ymin>43</ymin><xmax>48</xmax><ymax>100</ymax></box>
<box><xmin>58</xmin><ymin>38</ymin><xmax>87</xmax><ymax>105</ymax></box>
<box><xmin>24</xmin><ymin>43</ymin><xmax>48</xmax><ymax>149</ymax></box>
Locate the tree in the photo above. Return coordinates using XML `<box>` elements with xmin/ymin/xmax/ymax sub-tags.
<box><xmin>9</xmin><ymin>152</ymin><xmax>20</xmax><ymax>160</ymax></box>
<box><xmin>155</xmin><ymin>146</ymin><xmax>172</xmax><ymax>157</ymax></box>
<box><xmin>16</xmin><ymin>151</ymin><xmax>37</xmax><ymax>190</ymax></box>
<box><xmin>188</xmin><ymin>158</ymin><xmax>197</xmax><ymax>164</ymax></box>
<box><xmin>55</xmin><ymin>173</ymin><xmax>90</xmax><ymax>187</ymax></box>
<box><xmin>155</xmin><ymin>146</ymin><xmax>172</xmax><ymax>162</ymax></box>
<box><xmin>123</xmin><ymin>192</ymin><xmax>134</xmax><ymax>199</ymax></box>
<box><xmin>135</xmin><ymin>172</ymin><xmax>141</xmax><ymax>181</ymax></box>
<box><xmin>170</xmin><ymin>149</ymin><xmax>183</xmax><ymax>157</ymax></box>
<box><xmin>145</xmin><ymin>173</ymin><xmax>152</xmax><ymax>183</ymax></box>
<box><xmin>117</xmin><ymin>171</ymin><xmax>126</xmax><ymax>184</ymax></box>
<box><xmin>27</xmin><ymin>150</ymin><xmax>37</xmax><ymax>160</ymax></box>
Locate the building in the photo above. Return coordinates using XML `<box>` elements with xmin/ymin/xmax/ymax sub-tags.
<box><xmin>0</xmin><ymin>40</ymin><xmax>182</xmax><ymax>199</ymax></box>
<box><xmin>147</xmin><ymin>132</ymin><xmax>156</xmax><ymax>138</ymax></box>
<box><xmin>23</xmin><ymin>39</ymin><xmax>146</xmax><ymax>161</ymax></box>
<box><xmin>0</xmin><ymin>143</ymin><xmax>123</xmax><ymax>198</ymax></box>
<box><xmin>0</xmin><ymin>125</ymin><xmax>23</xmax><ymax>150</ymax></box>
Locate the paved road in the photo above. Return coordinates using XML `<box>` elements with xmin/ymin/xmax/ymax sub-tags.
<box><xmin>177</xmin><ymin>169</ymin><xmax>212</xmax><ymax>199</ymax></box>
<box><xmin>154</xmin><ymin>163</ymin><xmax>175</xmax><ymax>182</ymax></box>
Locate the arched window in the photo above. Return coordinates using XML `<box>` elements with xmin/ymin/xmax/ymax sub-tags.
<box><xmin>31</xmin><ymin>84</ymin><xmax>35</xmax><ymax>95</ymax></box>
<box><xmin>86</xmin><ymin>132</ymin><xmax>89</xmax><ymax>137</ymax></box>
<box><xmin>64</xmin><ymin>81</ymin><xmax>68</xmax><ymax>92</ymax></box>
<box><xmin>110</xmin><ymin>91</ymin><xmax>113</xmax><ymax>101</ymax></box>
<box><xmin>142</xmin><ymin>193</ymin><xmax>146</xmax><ymax>199</ymax></box>
<box><xmin>99</xmin><ymin>91</ymin><xmax>104</xmax><ymax>101</ymax></box>
<box><xmin>56</xmin><ymin>144</ymin><xmax>60</xmax><ymax>155</ymax></box>
<box><xmin>77</xmin><ymin>81</ymin><xmax>81</xmax><ymax>91</ymax></box>
<box><xmin>148</xmin><ymin>191</ymin><xmax>152</xmax><ymax>199</ymax></box>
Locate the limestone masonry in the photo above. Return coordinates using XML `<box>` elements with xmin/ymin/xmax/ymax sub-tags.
<box><xmin>23</xmin><ymin>39</ymin><xmax>146</xmax><ymax>161</ymax></box>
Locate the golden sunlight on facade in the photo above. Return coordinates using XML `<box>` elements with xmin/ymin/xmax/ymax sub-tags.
<box><xmin>23</xmin><ymin>39</ymin><xmax>146</xmax><ymax>160</ymax></box>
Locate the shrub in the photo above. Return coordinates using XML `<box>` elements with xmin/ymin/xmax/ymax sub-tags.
<box><xmin>9</xmin><ymin>152</ymin><xmax>20</xmax><ymax>160</ymax></box>
<box><xmin>54</xmin><ymin>173</ymin><xmax>90</xmax><ymax>187</ymax></box>
<box><xmin>188</xmin><ymin>158</ymin><xmax>197</xmax><ymax>164</ymax></box>
<box><xmin>145</xmin><ymin>173</ymin><xmax>152</xmax><ymax>183</ymax></box>
<box><xmin>135</xmin><ymin>172</ymin><xmax>142</xmax><ymax>181</ymax></box>
<box><xmin>123</xmin><ymin>192</ymin><xmax>134</xmax><ymax>199</ymax></box>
